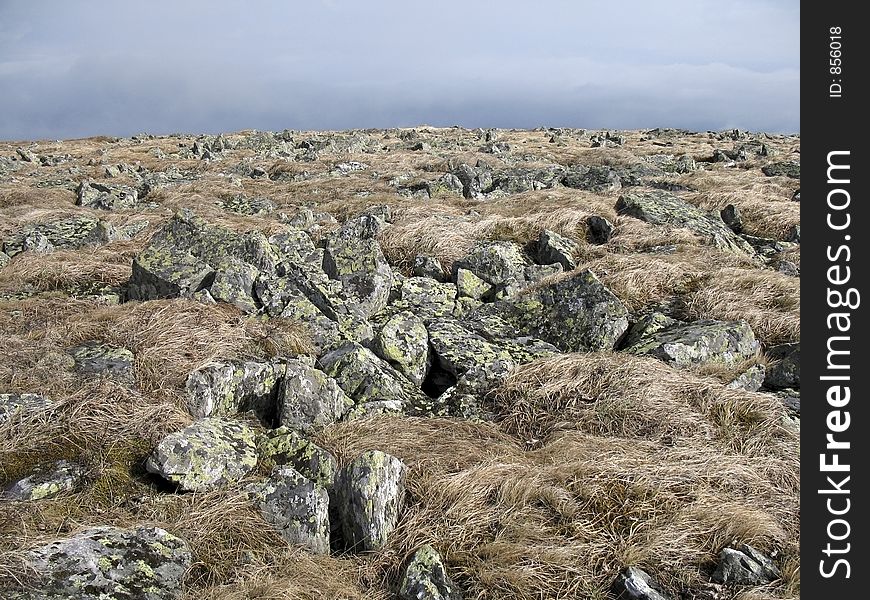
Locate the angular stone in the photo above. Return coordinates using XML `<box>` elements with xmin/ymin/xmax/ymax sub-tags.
<box><xmin>2</xmin><ymin>216</ymin><xmax>124</xmax><ymax>257</ymax></box>
<box><xmin>437</xmin><ymin>358</ymin><xmax>515</xmax><ymax>420</ymax></box>
<box><xmin>322</xmin><ymin>229</ymin><xmax>393</xmax><ymax>318</ymax></box>
<box><xmin>76</xmin><ymin>180</ymin><xmax>139</xmax><ymax>210</ymax></box>
<box><xmin>0</xmin><ymin>393</ymin><xmax>53</xmax><ymax>424</ymax></box>
<box><xmin>486</xmin><ymin>166</ymin><xmax>563</xmax><ymax>194</ymax></box>
<box><xmin>185</xmin><ymin>359</ymin><xmax>286</xmax><ymax>422</ymax></box>
<box><xmin>208</xmin><ymin>258</ymin><xmax>260</xmax><ymax>313</ymax></box>
<box><xmin>258</xmin><ymin>427</ymin><xmax>338</xmax><ymax>488</ymax></box>
<box><xmin>391</xmin><ymin>276</ymin><xmax>457</xmax><ymax>321</ymax></box>
<box><xmin>278</xmin><ymin>359</ymin><xmax>353</xmax><ymax>432</ymax></box>
<box><xmin>145</xmin><ymin>417</ymin><xmax>258</xmax><ymax>492</ymax></box>
<box><xmin>586</xmin><ymin>215</ymin><xmax>615</xmax><ymax>245</ymax></box>
<box><xmin>726</xmin><ymin>364</ymin><xmax>767</xmax><ymax>392</ymax></box>
<box><xmin>128</xmin><ymin>244</ymin><xmax>216</xmax><ymax>300</ymax></box>
<box><xmin>627</xmin><ymin>320</ymin><xmax>760</xmax><ymax>367</ymax></box>
<box><xmin>454</xmin><ymin>241</ymin><xmax>532</xmax><ymax>287</ymax></box>
<box><xmin>610</xmin><ymin>566</ymin><xmax>672</xmax><ymax>600</ymax></box>
<box><xmin>221</xmin><ymin>194</ymin><xmax>274</xmax><ymax>216</ymax></box>
<box><xmin>535</xmin><ymin>229</ymin><xmax>580</xmax><ymax>271</ymax></box>
<box><xmin>455</xmin><ymin>268</ymin><xmax>491</xmax><ymax>300</ymax></box>
<box><xmin>24</xmin><ymin>526</ymin><xmax>191</xmax><ymax>600</ymax></box>
<box><xmin>763</xmin><ymin>343</ymin><xmax>799</xmax><ymax>390</ymax></box>
<box><xmin>373</xmin><ymin>311</ymin><xmax>430</xmax><ymax>386</ymax></box>
<box><xmin>427</xmin><ymin>319</ymin><xmax>510</xmax><ymax>378</ymax></box>
<box><xmin>561</xmin><ymin>165</ymin><xmax>621</xmax><ymax>192</ymax></box>
<box><xmin>720</xmin><ymin>204</ymin><xmax>743</xmax><ymax>233</ymax></box>
<box><xmin>5</xmin><ymin>460</ymin><xmax>86</xmax><ymax>501</ymax></box>
<box><xmin>399</xmin><ymin>545</ymin><xmax>463</xmax><ymax>600</ymax></box>
<box><xmin>69</xmin><ymin>343</ymin><xmax>134</xmax><ymax>380</ymax></box>
<box><xmin>249</xmin><ymin>466</ymin><xmax>330</xmax><ymax>554</ymax></box>
<box><xmin>450</xmin><ymin>163</ymin><xmax>493</xmax><ymax>198</ymax></box>
<box><xmin>620</xmin><ymin>313</ymin><xmax>681</xmax><ymax>350</ymax></box>
<box><xmin>0</xmin><ymin>251</ymin><xmax>9</xmax><ymax>269</ymax></box>
<box><xmin>427</xmin><ymin>173</ymin><xmax>465</xmax><ymax>198</ymax></box>
<box><xmin>762</xmin><ymin>161</ymin><xmax>800</xmax><ymax>179</ymax></box>
<box><xmin>616</xmin><ymin>191</ymin><xmax>754</xmax><ymax>255</ymax></box>
<box><xmin>712</xmin><ymin>544</ymin><xmax>781</xmax><ymax>585</ymax></box>
<box><xmin>479</xmin><ymin>270</ymin><xmax>629</xmax><ymax>352</ymax></box>
<box><xmin>334</xmin><ymin>450</ymin><xmax>407</xmax><ymax>552</ymax></box>
<box><xmin>413</xmin><ymin>254</ymin><xmax>446</xmax><ymax>281</ymax></box>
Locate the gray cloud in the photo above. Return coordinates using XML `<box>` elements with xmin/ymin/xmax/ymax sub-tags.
<box><xmin>0</xmin><ymin>0</ymin><xmax>798</xmax><ymax>140</ymax></box>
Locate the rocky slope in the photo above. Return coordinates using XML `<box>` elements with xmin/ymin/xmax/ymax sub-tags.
<box><xmin>0</xmin><ymin>127</ymin><xmax>799</xmax><ymax>599</ymax></box>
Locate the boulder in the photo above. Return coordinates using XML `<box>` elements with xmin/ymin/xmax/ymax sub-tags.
<box><xmin>762</xmin><ymin>161</ymin><xmax>800</xmax><ymax>179</ymax></box>
<box><xmin>610</xmin><ymin>566</ymin><xmax>672</xmax><ymax>600</ymax></box>
<box><xmin>478</xmin><ymin>270</ymin><xmax>629</xmax><ymax>352</ymax></box>
<box><xmin>486</xmin><ymin>166</ymin><xmax>563</xmax><ymax>194</ymax></box>
<box><xmin>22</xmin><ymin>526</ymin><xmax>191</xmax><ymax>600</ymax></box>
<box><xmin>145</xmin><ymin>418</ymin><xmax>258</xmax><ymax>492</ymax></box>
<box><xmin>334</xmin><ymin>450</ymin><xmax>407</xmax><ymax>552</ymax></box>
<box><xmin>2</xmin><ymin>216</ymin><xmax>124</xmax><ymax>257</ymax></box>
<box><xmin>76</xmin><ymin>180</ymin><xmax>139</xmax><ymax>210</ymax></box>
<box><xmin>719</xmin><ymin>204</ymin><xmax>743</xmax><ymax>233</ymax></box>
<box><xmin>322</xmin><ymin>228</ymin><xmax>394</xmax><ymax>318</ymax></box>
<box><xmin>185</xmin><ymin>359</ymin><xmax>286</xmax><ymax>422</ymax></box>
<box><xmin>4</xmin><ymin>460</ymin><xmax>86</xmax><ymax>501</ymax></box>
<box><xmin>248</xmin><ymin>466</ymin><xmax>330</xmax><ymax>554</ymax></box>
<box><xmin>726</xmin><ymin>364</ymin><xmax>767</xmax><ymax>392</ymax></box>
<box><xmin>626</xmin><ymin>320</ymin><xmax>760</xmax><ymax>367</ymax></box>
<box><xmin>763</xmin><ymin>343</ymin><xmax>800</xmax><ymax>390</ymax></box>
<box><xmin>616</xmin><ymin>191</ymin><xmax>754</xmax><ymax>255</ymax></box>
<box><xmin>390</xmin><ymin>276</ymin><xmax>458</xmax><ymax>321</ymax></box>
<box><xmin>414</xmin><ymin>254</ymin><xmax>446</xmax><ymax>281</ymax></box>
<box><xmin>0</xmin><ymin>393</ymin><xmax>53</xmax><ymax>424</ymax></box>
<box><xmin>586</xmin><ymin>215</ymin><xmax>615</xmax><ymax>245</ymax></box>
<box><xmin>437</xmin><ymin>358</ymin><xmax>515</xmax><ymax>420</ymax></box>
<box><xmin>450</xmin><ymin>163</ymin><xmax>493</xmax><ymax>198</ymax></box>
<box><xmin>399</xmin><ymin>545</ymin><xmax>463</xmax><ymax>600</ymax></box>
<box><xmin>620</xmin><ymin>313</ymin><xmax>681</xmax><ymax>350</ymax></box>
<box><xmin>535</xmin><ymin>229</ymin><xmax>580</xmax><ymax>270</ymax></box>
<box><xmin>372</xmin><ymin>311</ymin><xmax>431</xmax><ymax>386</ymax></box>
<box><xmin>258</xmin><ymin>427</ymin><xmax>338</xmax><ymax>488</ymax></box>
<box><xmin>561</xmin><ymin>165</ymin><xmax>621</xmax><ymax>192</ymax></box>
<box><xmin>127</xmin><ymin>243</ymin><xmax>216</xmax><ymax>300</ymax></box>
<box><xmin>207</xmin><ymin>258</ymin><xmax>260</xmax><ymax>313</ymax></box>
<box><xmin>221</xmin><ymin>194</ymin><xmax>274</xmax><ymax>215</ymax></box>
<box><xmin>278</xmin><ymin>359</ymin><xmax>354</xmax><ymax>432</ymax></box>
<box><xmin>455</xmin><ymin>268</ymin><xmax>491</xmax><ymax>300</ymax></box>
<box><xmin>711</xmin><ymin>544</ymin><xmax>781</xmax><ymax>585</ymax></box>
<box><xmin>453</xmin><ymin>241</ymin><xmax>533</xmax><ymax>288</ymax></box>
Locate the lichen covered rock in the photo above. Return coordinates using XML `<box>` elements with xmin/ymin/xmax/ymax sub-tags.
<box><xmin>322</xmin><ymin>226</ymin><xmax>394</xmax><ymax>318</ymax></box>
<box><xmin>610</xmin><ymin>566</ymin><xmax>672</xmax><ymax>600</ymax></box>
<box><xmin>453</xmin><ymin>241</ymin><xmax>532</xmax><ymax>288</ymax></box>
<box><xmin>372</xmin><ymin>311</ymin><xmax>431</xmax><ymax>386</ymax></box>
<box><xmin>23</xmin><ymin>526</ymin><xmax>191</xmax><ymax>600</ymax></box>
<box><xmin>69</xmin><ymin>343</ymin><xmax>135</xmax><ymax>380</ymax></box>
<box><xmin>76</xmin><ymin>180</ymin><xmax>139</xmax><ymax>210</ymax></box>
<box><xmin>5</xmin><ymin>460</ymin><xmax>86</xmax><ymax>501</ymax></box>
<box><xmin>185</xmin><ymin>359</ymin><xmax>286</xmax><ymax>422</ymax></box>
<box><xmin>258</xmin><ymin>427</ymin><xmax>338</xmax><ymax>488</ymax></box>
<box><xmin>145</xmin><ymin>417</ymin><xmax>258</xmax><ymax>492</ymax></box>
<box><xmin>0</xmin><ymin>393</ymin><xmax>53</xmax><ymax>424</ymax></box>
<box><xmin>534</xmin><ymin>229</ymin><xmax>580</xmax><ymax>271</ymax></box>
<box><xmin>334</xmin><ymin>450</ymin><xmax>407</xmax><ymax>552</ymax></box>
<box><xmin>278</xmin><ymin>358</ymin><xmax>354</xmax><ymax>432</ymax></box>
<box><xmin>2</xmin><ymin>216</ymin><xmax>124</xmax><ymax>257</ymax></box>
<box><xmin>399</xmin><ymin>544</ymin><xmax>463</xmax><ymax>600</ymax></box>
<box><xmin>626</xmin><ymin>319</ymin><xmax>759</xmax><ymax>367</ymax></box>
<box><xmin>763</xmin><ymin>342</ymin><xmax>800</xmax><ymax>390</ymax></box>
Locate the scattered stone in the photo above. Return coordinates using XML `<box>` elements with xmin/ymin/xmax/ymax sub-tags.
<box><xmin>586</xmin><ymin>215</ymin><xmax>615</xmax><ymax>244</ymax></box>
<box><xmin>762</xmin><ymin>161</ymin><xmax>800</xmax><ymax>179</ymax></box>
<box><xmin>726</xmin><ymin>364</ymin><xmax>767</xmax><ymax>392</ymax></box>
<box><xmin>249</xmin><ymin>466</ymin><xmax>330</xmax><ymax>554</ymax></box>
<box><xmin>620</xmin><ymin>312</ymin><xmax>680</xmax><ymax>350</ymax></box>
<box><xmin>627</xmin><ymin>320</ymin><xmax>760</xmax><ymax>367</ymax></box>
<box><xmin>221</xmin><ymin>194</ymin><xmax>274</xmax><ymax>215</ymax></box>
<box><xmin>334</xmin><ymin>450</ymin><xmax>407</xmax><ymax>552</ymax></box>
<box><xmin>69</xmin><ymin>343</ymin><xmax>135</xmax><ymax>380</ymax></box>
<box><xmin>610</xmin><ymin>566</ymin><xmax>672</xmax><ymax>600</ymax></box>
<box><xmin>23</xmin><ymin>526</ymin><xmax>191</xmax><ymax>600</ymax></box>
<box><xmin>258</xmin><ymin>427</ymin><xmax>338</xmax><ymax>488</ymax></box>
<box><xmin>0</xmin><ymin>393</ymin><xmax>53</xmax><ymax>424</ymax></box>
<box><xmin>76</xmin><ymin>180</ymin><xmax>139</xmax><ymax>210</ymax></box>
<box><xmin>535</xmin><ymin>229</ymin><xmax>580</xmax><ymax>270</ymax></box>
<box><xmin>399</xmin><ymin>544</ymin><xmax>463</xmax><ymax>600</ymax></box>
<box><xmin>561</xmin><ymin>165</ymin><xmax>621</xmax><ymax>192</ymax></box>
<box><xmin>719</xmin><ymin>204</ymin><xmax>743</xmax><ymax>233</ymax></box>
<box><xmin>278</xmin><ymin>358</ymin><xmax>353</xmax><ymax>432</ymax></box>
<box><xmin>4</xmin><ymin>460</ymin><xmax>87</xmax><ymax>501</ymax></box>
<box><xmin>145</xmin><ymin>417</ymin><xmax>258</xmax><ymax>492</ymax></box>
<box><xmin>616</xmin><ymin>191</ymin><xmax>754</xmax><ymax>255</ymax></box>
<box><xmin>414</xmin><ymin>254</ymin><xmax>446</xmax><ymax>280</ymax></box>
<box><xmin>711</xmin><ymin>544</ymin><xmax>781</xmax><ymax>585</ymax></box>
<box><xmin>763</xmin><ymin>343</ymin><xmax>799</xmax><ymax>390</ymax></box>
<box><xmin>2</xmin><ymin>216</ymin><xmax>124</xmax><ymax>257</ymax></box>
<box><xmin>455</xmin><ymin>267</ymin><xmax>491</xmax><ymax>300</ymax></box>
<box><xmin>373</xmin><ymin>311</ymin><xmax>431</xmax><ymax>386</ymax></box>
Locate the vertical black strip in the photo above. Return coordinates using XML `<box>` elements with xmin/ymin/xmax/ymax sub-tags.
<box><xmin>802</xmin><ymin>3</ymin><xmax>869</xmax><ymax>596</ymax></box>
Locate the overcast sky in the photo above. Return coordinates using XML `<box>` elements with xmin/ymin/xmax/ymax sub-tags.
<box><xmin>0</xmin><ymin>0</ymin><xmax>799</xmax><ymax>141</ymax></box>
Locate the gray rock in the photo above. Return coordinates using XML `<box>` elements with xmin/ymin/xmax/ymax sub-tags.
<box><xmin>763</xmin><ymin>343</ymin><xmax>799</xmax><ymax>390</ymax></box>
<box><xmin>726</xmin><ymin>364</ymin><xmax>767</xmax><ymax>392</ymax></box>
<box><xmin>437</xmin><ymin>358</ymin><xmax>515</xmax><ymax>420</ymax></box>
<box><xmin>620</xmin><ymin>313</ymin><xmax>681</xmax><ymax>350</ymax></box>
<box><xmin>0</xmin><ymin>251</ymin><xmax>10</xmax><ymax>269</ymax></box>
<box><xmin>720</xmin><ymin>204</ymin><xmax>743</xmax><ymax>233</ymax></box>
<box><xmin>413</xmin><ymin>255</ymin><xmax>446</xmax><ymax>281</ymax></box>
<box><xmin>0</xmin><ymin>393</ymin><xmax>53</xmax><ymax>424</ymax></box>
<box><xmin>762</xmin><ymin>161</ymin><xmax>800</xmax><ymax>179</ymax></box>
<box><xmin>258</xmin><ymin>427</ymin><xmax>338</xmax><ymax>488</ymax></box>
<box><xmin>391</xmin><ymin>276</ymin><xmax>458</xmax><ymax>321</ymax></box>
<box><xmin>616</xmin><ymin>191</ymin><xmax>754</xmax><ymax>255</ymax></box>
<box><xmin>586</xmin><ymin>215</ymin><xmax>615</xmax><ymax>244</ymax></box>
<box><xmin>278</xmin><ymin>359</ymin><xmax>354</xmax><ymax>432</ymax></box>
<box><xmin>334</xmin><ymin>450</ymin><xmax>407</xmax><ymax>552</ymax></box>
<box><xmin>712</xmin><ymin>544</ymin><xmax>781</xmax><ymax>585</ymax></box>
<box><xmin>76</xmin><ymin>180</ymin><xmax>139</xmax><ymax>210</ymax></box>
<box><xmin>221</xmin><ymin>193</ymin><xmax>274</xmax><ymax>215</ymax></box>
<box><xmin>373</xmin><ymin>311</ymin><xmax>431</xmax><ymax>386</ymax></box>
<box><xmin>610</xmin><ymin>566</ymin><xmax>672</xmax><ymax>600</ymax></box>
<box><xmin>450</xmin><ymin>163</ymin><xmax>493</xmax><ymax>198</ymax></box>
<box><xmin>786</xmin><ymin>224</ymin><xmax>800</xmax><ymax>243</ymax></box>
<box><xmin>5</xmin><ymin>460</ymin><xmax>86</xmax><ymax>501</ymax></box>
<box><xmin>561</xmin><ymin>165</ymin><xmax>621</xmax><ymax>192</ymax></box>
<box><xmin>185</xmin><ymin>359</ymin><xmax>286</xmax><ymax>422</ymax></box>
<box><xmin>455</xmin><ymin>268</ymin><xmax>491</xmax><ymax>300</ymax></box>
<box><xmin>69</xmin><ymin>343</ymin><xmax>134</xmax><ymax>380</ymax></box>
<box><xmin>249</xmin><ymin>466</ymin><xmax>330</xmax><ymax>554</ymax></box>
<box><xmin>399</xmin><ymin>544</ymin><xmax>463</xmax><ymax>600</ymax></box>
<box><xmin>322</xmin><ymin>227</ymin><xmax>394</xmax><ymax>318</ymax></box>
<box><xmin>535</xmin><ymin>229</ymin><xmax>580</xmax><ymax>271</ymax></box>
<box><xmin>478</xmin><ymin>269</ymin><xmax>629</xmax><ymax>352</ymax></box>
<box><xmin>22</xmin><ymin>526</ymin><xmax>191</xmax><ymax>600</ymax></box>
<box><xmin>2</xmin><ymin>216</ymin><xmax>124</xmax><ymax>257</ymax></box>
<box><xmin>426</xmin><ymin>173</ymin><xmax>465</xmax><ymax>198</ymax></box>
<box><xmin>208</xmin><ymin>258</ymin><xmax>260</xmax><ymax>313</ymax></box>
<box><xmin>627</xmin><ymin>320</ymin><xmax>760</xmax><ymax>367</ymax></box>
<box><xmin>486</xmin><ymin>166</ymin><xmax>564</xmax><ymax>194</ymax></box>
<box><xmin>453</xmin><ymin>241</ymin><xmax>533</xmax><ymax>288</ymax></box>
<box><xmin>145</xmin><ymin>417</ymin><xmax>258</xmax><ymax>492</ymax></box>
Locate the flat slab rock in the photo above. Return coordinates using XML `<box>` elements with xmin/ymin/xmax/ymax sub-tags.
<box><xmin>0</xmin><ymin>393</ymin><xmax>53</xmax><ymax>424</ymax></box>
<box><xmin>145</xmin><ymin>417</ymin><xmax>258</xmax><ymax>492</ymax></box>
<box><xmin>17</xmin><ymin>526</ymin><xmax>191</xmax><ymax>600</ymax></box>
<box><xmin>626</xmin><ymin>319</ymin><xmax>760</xmax><ymax>367</ymax></box>
<box><xmin>4</xmin><ymin>460</ymin><xmax>86</xmax><ymax>501</ymax></box>
<box><xmin>2</xmin><ymin>216</ymin><xmax>125</xmax><ymax>257</ymax></box>
<box><xmin>69</xmin><ymin>343</ymin><xmax>135</xmax><ymax>380</ymax></box>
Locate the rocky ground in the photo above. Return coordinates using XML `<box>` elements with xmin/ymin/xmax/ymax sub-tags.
<box><xmin>0</xmin><ymin>126</ymin><xmax>799</xmax><ymax>599</ymax></box>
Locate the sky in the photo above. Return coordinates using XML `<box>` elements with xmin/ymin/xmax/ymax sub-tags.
<box><xmin>0</xmin><ymin>0</ymin><xmax>799</xmax><ymax>141</ymax></box>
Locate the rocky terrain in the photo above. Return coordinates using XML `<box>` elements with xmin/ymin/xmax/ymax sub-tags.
<box><xmin>0</xmin><ymin>126</ymin><xmax>799</xmax><ymax>599</ymax></box>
